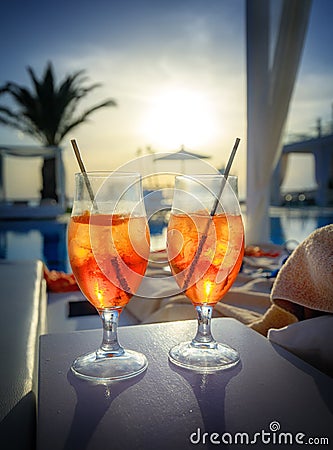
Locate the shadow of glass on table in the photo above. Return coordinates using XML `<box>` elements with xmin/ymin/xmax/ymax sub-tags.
<box><xmin>169</xmin><ymin>361</ymin><xmax>242</xmax><ymax>447</ymax></box>
<box><xmin>64</xmin><ymin>369</ymin><xmax>146</xmax><ymax>450</ymax></box>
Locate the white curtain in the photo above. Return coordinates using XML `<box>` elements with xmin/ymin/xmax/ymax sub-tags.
<box><xmin>246</xmin><ymin>0</ymin><xmax>312</xmax><ymax>244</ymax></box>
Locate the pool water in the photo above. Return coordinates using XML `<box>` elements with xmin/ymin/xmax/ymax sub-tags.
<box><xmin>269</xmin><ymin>207</ymin><xmax>333</xmax><ymax>245</ymax></box>
<box><xmin>0</xmin><ymin>219</ymin><xmax>69</xmax><ymax>271</ymax></box>
<box><xmin>0</xmin><ymin>208</ymin><xmax>332</xmax><ymax>272</ymax></box>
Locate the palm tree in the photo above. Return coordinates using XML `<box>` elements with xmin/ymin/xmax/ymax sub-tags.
<box><xmin>0</xmin><ymin>62</ymin><xmax>116</xmax><ymax>201</ymax></box>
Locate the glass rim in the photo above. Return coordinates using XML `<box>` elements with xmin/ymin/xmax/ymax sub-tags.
<box><xmin>75</xmin><ymin>171</ymin><xmax>141</xmax><ymax>178</ymax></box>
<box><xmin>176</xmin><ymin>173</ymin><xmax>238</xmax><ymax>178</ymax></box>
<box><xmin>175</xmin><ymin>173</ymin><xmax>238</xmax><ymax>181</ymax></box>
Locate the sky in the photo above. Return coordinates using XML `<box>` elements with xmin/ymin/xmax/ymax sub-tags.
<box><xmin>1</xmin><ymin>0</ymin><xmax>333</xmax><ymax>200</ymax></box>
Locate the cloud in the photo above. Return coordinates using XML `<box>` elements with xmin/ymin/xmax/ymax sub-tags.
<box><xmin>287</xmin><ymin>71</ymin><xmax>333</xmax><ymax>135</ymax></box>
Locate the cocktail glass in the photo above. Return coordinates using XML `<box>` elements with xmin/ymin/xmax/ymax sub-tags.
<box><xmin>68</xmin><ymin>171</ymin><xmax>150</xmax><ymax>381</ymax></box>
<box><xmin>167</xmin><ymin>174</ymin><xmax>244</xmax><ymax>371</ymax></box>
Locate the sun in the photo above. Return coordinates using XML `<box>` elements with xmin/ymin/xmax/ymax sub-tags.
<box><xmin>140</xmin><ymin>88</ymin><xmax>218</xmax><ymax>150</ymax></box>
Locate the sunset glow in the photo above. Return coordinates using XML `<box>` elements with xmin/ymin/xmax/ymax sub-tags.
<box><xmin>141</xmin><ymin>88</ymin><xmax>218</xmax><ymax>149</ymax></box>
<box><xmin>1</xmin><ymin>0</ymin><xmax>333</xmax><ymax>200</ymax></box>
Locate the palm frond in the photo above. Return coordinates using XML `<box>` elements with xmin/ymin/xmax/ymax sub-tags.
<box><xmin>57</xmin><ymin>99</ymin><xmax>117</xmax><ymax>142</ymax></box>
<box><xmin>0</xmin><ymin>62</ymin><xmax>117</xmax><ymax>145</ymax></box>
<box><xmin>0</xmin><ymin>105</ymin><xmax>19</xmax><ymax>117</ymax></box>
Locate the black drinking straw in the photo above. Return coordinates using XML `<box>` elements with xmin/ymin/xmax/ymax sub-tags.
<box><xmin>70</xmin><ymin>139</ymin><xmax>98</xmax><ymax>211</ymax></box>
<box><xmin>182</xmin><ymin>137</ymin><xmax>241</xmax><ymax>291</ymax></box>
<box><xmin>70</xmin><ymin>139</ymin><xmax>131</xmax><ymax>293</ymax></box>
<box><xmin>210</xmin><ymin>137</ymin><xmax>240</xmax><ymax>216</ymax></box>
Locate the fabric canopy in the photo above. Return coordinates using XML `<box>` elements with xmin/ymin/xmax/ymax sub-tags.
<box><xmin>0</xmin><ymin>145</ymin><xmax>61</xmax><ymax>158</ymax></box>
<box><xmin>246</xmin><ymin>0</ymin><xmax>312</xmax><ymax>244</ymax></box>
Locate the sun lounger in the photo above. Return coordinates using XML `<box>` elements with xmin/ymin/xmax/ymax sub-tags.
<box><xmin>0</xmin><ymin>260</ymin><xmax>47</xmax><ymax>450</ymax></box>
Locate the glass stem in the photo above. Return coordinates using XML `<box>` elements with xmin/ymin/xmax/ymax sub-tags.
<box><xmin>192</xmin><ymin>305</ymin><xmax>216</xmax><ymax>348</ymax></box>
<box><xmin>97</xmin><ymin>309</ymin><xmax>124</xmax><ymax>357</ymax></box>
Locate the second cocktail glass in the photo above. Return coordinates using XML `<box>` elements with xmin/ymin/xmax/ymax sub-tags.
<box><xmin>167</xmin><ymin>174</ymin><xmax>244</xmax><ymax>371</ymax></box>
<box><xmin>68</xmin><ymin>171</ymin><xmax>150</xmax><ymax>381</ymax></box>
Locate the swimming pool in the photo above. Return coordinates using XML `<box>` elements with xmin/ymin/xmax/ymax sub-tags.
<box><xmin>0</xmin><ymin>207</ymin><xmax>332</xmax><ymax>272</ymax></box>
<box><xmin>0</xmin><ymin>218</ymin><xmax>69</xmax><ymax>271</ymax></box>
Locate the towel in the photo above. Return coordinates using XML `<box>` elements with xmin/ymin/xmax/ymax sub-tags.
<box><xmin>250</xmin><ymin>224</ymin><xmax>333</xmax><ymax>336</ymax></box>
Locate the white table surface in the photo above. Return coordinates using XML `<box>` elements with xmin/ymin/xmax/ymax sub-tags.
<box><xmin>37</xmin><ymin>318</ymin><xmax>333</xmax><ymax>450</ymax></box>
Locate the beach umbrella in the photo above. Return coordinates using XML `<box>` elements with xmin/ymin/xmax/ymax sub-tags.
<box><xmin>154</xmin><ymin>146</ymin><xmax>210</xmax><ymax>174</ymax></box>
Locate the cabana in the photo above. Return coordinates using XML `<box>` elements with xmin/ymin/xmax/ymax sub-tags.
<box><xmin>0</xmin><ymin>145</ymin><xmax>66</xmax><ymax>219</ymax></box>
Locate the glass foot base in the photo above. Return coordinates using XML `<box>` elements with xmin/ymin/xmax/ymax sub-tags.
<box><xmin>71</xmin><ymin>349</ymin><xmax>148</xmax><ymax>382</ymax></box>
<box><xmin>169</xmin><ymin>341</ymin><xmax>240</xmax><ymax>372</ymax></box>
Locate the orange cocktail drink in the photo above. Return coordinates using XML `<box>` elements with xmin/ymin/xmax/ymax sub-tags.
<box><xmin>68</xmin><ymin>171</ymin><xmax>150</xmax><ymax>382</ymax></box>
<box><xmin>167</xmin><ymin>174</ymin><xmax>244</xmax><ymax>372</ymax></box>
<box><xmin>68</xmin><ymin>212</ymin><xmax>149</xmax><ymax>310</ymax></box>
<box><xmin>168</xmin><ymin>212</ymin><xmax>244</xmax><ymax>306</ymax></box>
